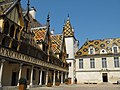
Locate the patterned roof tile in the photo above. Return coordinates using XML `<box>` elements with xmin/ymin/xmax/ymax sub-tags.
<box><xmin>51</xmin><ymin>34</ymin><xmax>63</xmax><ymax>53</ymax></box>
<box><xmin>33</xmin><ymin>27</ymin><xmax>47</xmax><ymax>41</ymax></box>
<box><xmin>76</xmin><ymin>38</ymin><xmax>120</xmax><ymax>56</ymax></box>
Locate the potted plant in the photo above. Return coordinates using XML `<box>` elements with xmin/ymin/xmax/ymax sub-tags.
<box><xmin>19</xmin><ymin>77</ymin><xmax>27</xmax><ymax>90</ymax></box>
<box><xmin>47</xmin><ymin>77</ymin><xmax>52</xmax><ymax>87</ymax></box>
<box><xmin>55</xmin><ymin>77</ymin><xmax>60</xmax><ymax>86</ymax></box>
<box><xmin>64</xmin><ymin>78</ymin><xmax>68</xmax><ymax>84</ymax></box>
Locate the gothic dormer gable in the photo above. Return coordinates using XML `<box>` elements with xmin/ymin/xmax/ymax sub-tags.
<box><xmin>1</xmin><ymin>0</ymin><xmax>24</xmax><ymax>27</ymax></box>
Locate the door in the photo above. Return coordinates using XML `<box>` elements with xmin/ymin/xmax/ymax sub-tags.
<box><xmin>102</xmin><ymin>73</ymin><xmax>108</xmax><ymax>82</ymax></box>
<box><xmin>11</xmin><ymin>72</ymin><xmax>17</xmax><ymax>86</ymax></box>
<box><xmin>42</xmin><ymin>71</ymin><xmax>46</xmax><ymax>85</ymax></box>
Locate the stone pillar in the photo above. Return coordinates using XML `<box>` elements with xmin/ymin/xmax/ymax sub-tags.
<box><xmin>45</xmin><ymin>69</ymin><xmax>48</xmax><ymax>85</ymax></box>
<box><xmin>0</xmin><ymin>59</ymin><xmax>5</xmax><ymax>87</ymax></box>
<box><xmin>61</xmin><ymin>72</ymin><xmax>63</xmax><ymax>84</ymax></box>
<box><xmin>17</xmin><ymin>63</ymin><xmax>23</xmax><ymax>86</ymax></box>
<box><xmin>30</xmin><ymin>66</ymin><xmax>34</xmax><ymax>86</ymax></box>
<box><xmin>39</xmin><ymin>68</ymin><xmax>43</xmax><ymax>85</ymax></box>
<box><xmin>53</xmin><ymin>70</ymin><xmax>56</xmax><ymax>85</ymax></box>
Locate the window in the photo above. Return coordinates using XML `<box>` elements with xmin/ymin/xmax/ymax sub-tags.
<box><xmin>90</xmin><ymin>58</ymin><xmax>95</xmax><ymax>68</ymax></box>
<box><xmin>114</xmin><ymin>57</ymin><xmax>119</xmax><ymax>67</ymax></box>
<box><xmin>90</xmin><ymin>48</ymin><xmax>94</xmax><ymax>54</ymax></box>
<box><xmin>69</xmin><ymin>62</ymin><xmax>71</xmax><ymax>67</ymax></box>
<box><xmin>79</xmin><ymin>59</ymin><xmax>83</xmax><ymax>69</ymax></box>
<box><xmin>112</xmin><ymin>45</ymin><xmax>119</xmax><ymax>53</ymax></box>
<box><xmin>89</xmin><ymin>46</ymin><xmax>95</xmax><ymax>54</ymax></box>
<box><xmin>113</xmin><ymin>47</ymin><xmax>118</xmax><ymax>53</ymax></box>
<box><xmin>102</xmin><ymin>58</ymin><xmax>107</xmax><ymax>68</ymax></box>
<box><xmin>100</xmin><ymin>49</ymin><xmax>107</xmax><ymax>54</ymax></box>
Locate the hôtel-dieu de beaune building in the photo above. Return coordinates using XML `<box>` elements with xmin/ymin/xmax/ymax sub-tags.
<box><xmin>0</xmin><ymin>0</ymin><xmax>120</xmax><ymax>89</ymax></box>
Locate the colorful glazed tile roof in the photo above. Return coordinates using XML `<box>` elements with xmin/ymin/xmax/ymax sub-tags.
<box><xmin>33</xmin><ymin>27</ymin><xmax>47</xmax><ymax>42</ymax></box>
<box><xmin>51</xmin><ymin>34</ymin><xmax>63</xmax><ymax>53</ymax></box>
<box><xmin>63</xmin><ymin>18</ymin><xmax>74</xmax><ymax>37</ymax></box>
<box><xmin>76</xmin><ymin>38</ymin><xmax>120</xmax><ymax>57</ymax></box>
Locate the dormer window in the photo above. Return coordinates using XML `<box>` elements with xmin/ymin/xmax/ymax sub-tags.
<box><xmin>112</xmin><ymin>45</ymin><xmax>119</xmax><ymax>53</ymax></box>
<box><xmin>90</xmin><ymin>48</ymin><xmax>94</xmax><ymax>54</ymax></box>
<box><xmin>88</xmin><ymin>46</ymin><xmax>95</xmax><ymax>54</ymax></box>
<box><xmin>100</xmin><ymin>49</ymin><xmax>107</xmax><ymax>54</ymax></box>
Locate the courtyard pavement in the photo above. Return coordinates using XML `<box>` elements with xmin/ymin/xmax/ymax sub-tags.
<box><xmin>29</xmin><ymin>83</ymin><xmax>120</xmax><ymax>90</ymax></box>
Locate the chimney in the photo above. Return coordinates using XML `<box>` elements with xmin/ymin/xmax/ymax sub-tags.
<box><xmin>51</xmin><ymin>29</ymin><xmax>54</xmax><ymax>35</ymax></box>
<box><xmin>29</xmin><ymin>7</ymin><xmax>36</xmax><ymax>19</ymax></box>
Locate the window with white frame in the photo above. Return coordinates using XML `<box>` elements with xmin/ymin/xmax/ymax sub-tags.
<box><xmin>79</xmin><ymin>59</ymin><xmax>83</xmax><ymax>69</ymax></box>
<box><xmin>112</xmin><ymin>45</ymin><xmax>119</xmax><ymax>53</ymax></box>
<box><xmin>102</xmin><ymin>58</ymin><xmax>107</xmax><ymax>68</ymax></box>
<box><xmin>90</xmin><ymin>58</ymin><xmax>95</xmax><ymax>68</ymax></box>
<box><xmin>114</xmin><ymin>57</ymin><xmax>119</xmax><ymax>67</ymax></box>
<box><xmin>89</xmin><ymin>46</ymin><xmax>95</xmax><ymax>54</ymax></box>
<box><xmin>100</xmin><ymin>49</ymin><xmax>107</xmax><ymax>54</ymax></box>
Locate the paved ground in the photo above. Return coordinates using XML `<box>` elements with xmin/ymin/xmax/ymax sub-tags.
<box><xmin>29</xmin><ymin>83</ymin><xmax>120</xmax><ymax>90</ymax></box>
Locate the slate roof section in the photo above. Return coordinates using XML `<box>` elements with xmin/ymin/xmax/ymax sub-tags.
<box><xmin>76</xmin><ymin>38</ymin><xmax>120</xmax><ymax>57</ymax></box>
<box><xmin>51</xmin><ymin>34</ymin><xmax>63</xmax><ymax>53</ymax></box>
<box><xmin>0</xmin><ymin>0</ymin><xmax>17</xmax><ymax>15</ymax></box>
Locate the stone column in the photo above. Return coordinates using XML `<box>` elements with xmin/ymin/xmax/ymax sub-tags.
<box><xmin>45</xmin><ymin>69</ymin><xmax>48</xmax><ymax>85</ymax></box>
<box><xmin>0</xmin><ymin>59</ymin><xmax>5</xmax><ymax>87</ymax></box>
<box><xmin>53</xmin><ymin>70</ymin><xmax>56</xmax><ymax>85</ymax></box>
<box><xmin>30</xmin><ymin>66</ymin><xmax>34</xmax><ymax>86</ymax></box>
<box><xmin>39</xmin><ymin>68</ymin><xmax>43</xmax><ymax>85</ymax></box>
<box><xmin>17</xmin><ymin>63</ymin><xmax>23</xmax><ymax>86</ymax></box>
<box><xmin>61</xmin><ymin>72</ymin><xmax>63</xmax><ymax>84</ymax></box>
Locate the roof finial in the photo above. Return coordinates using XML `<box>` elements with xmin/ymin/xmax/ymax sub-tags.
<box><xmin>47</xmin><ymin>12</ymin><xmax>50</xmax><ymax>23</ymax></box>
<box><xmin>67</xmin><ymin>13</ymin><xmax>70</xmax><ymax>20</ymax></box>
<box><xmin>47</xmin><ymin>12</ymin><xmax>50</xmax><ymax>29</ymax></box>
<box><xmin>27</xmin><ymin>0</ymin><xmax>30</xmax><ymax>13</ymax></box>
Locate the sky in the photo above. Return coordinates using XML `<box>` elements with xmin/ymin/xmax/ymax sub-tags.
<box><xmin>21</xmin><ymin>0</ymin><xmax>120</xmax><ymax>47</ymax></box>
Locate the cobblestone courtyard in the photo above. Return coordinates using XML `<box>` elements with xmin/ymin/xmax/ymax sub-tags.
<box><xmin>29</xmin><ymin>84</ymin><xmax>120</xmax><ymax>90</ymax></box>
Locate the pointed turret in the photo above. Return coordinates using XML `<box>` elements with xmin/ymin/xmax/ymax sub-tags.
<box><xmin>62</xmin><ymin>15</ymin><xmax>74</xmax><ymax>37</ymax></box>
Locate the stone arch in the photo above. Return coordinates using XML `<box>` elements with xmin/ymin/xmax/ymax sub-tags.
<box><xmin>15</xmin><ymin>27</ymin><xmax>19</xmax><ymax>40</ymax></box>
<box><xmin>10</xmin><ymin>24</ymin><xmax>15</xmax><ymax>38</ymax></box>
<box><xmin>3</xmin><ymin>21</ymin><xmax>9</xmax><ymax>35</ymax></box>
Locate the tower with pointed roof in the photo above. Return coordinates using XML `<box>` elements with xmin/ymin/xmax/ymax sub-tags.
<box><xmin>63</xmin><ymin>15</ymin><xmax>79</xmax><ymax>84</ymax></box>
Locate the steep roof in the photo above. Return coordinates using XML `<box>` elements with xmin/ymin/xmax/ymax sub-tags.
<box><xmin>32</xmin><ymin>26</ymin><xmax>47</xmax><ymax>42</ymax></box>
<box><xmin>0</xmin><ymin>0</ymin><xmax>18</xmax><ymax>16</ymax></box>
<box><xmin>76</xmin><ymin>38</ymin><xmax>120</xmax><ymax>57</ymax></box>
<box><xmin>62</xmin><ymin>17</ymin><xmax>74</xmax><ymax>37</ymax></box>
<box><xmin>51</xmin><ymin>34</ymin><xmax>63</xmax><ymax>53</ymax></box>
